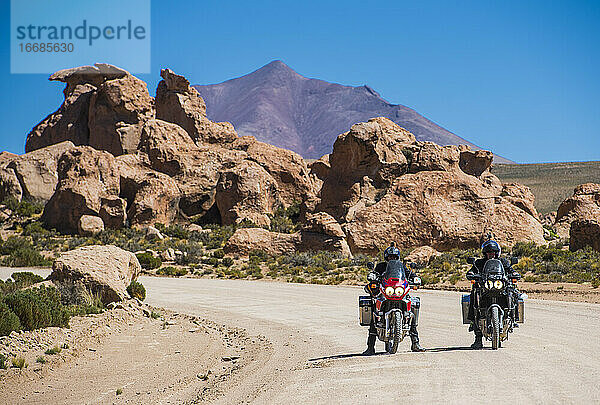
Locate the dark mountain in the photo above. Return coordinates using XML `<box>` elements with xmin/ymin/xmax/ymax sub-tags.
<box><xmin>193</xmin><ymin>60</ymin><xmax>512</xmax><ymax>163</ymax></box>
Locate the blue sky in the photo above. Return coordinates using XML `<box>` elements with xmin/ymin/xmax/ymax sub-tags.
<box><xmin>1</xmin><ymin>0</ymin><xmax>599</xmax><ymax>163</ymax></box>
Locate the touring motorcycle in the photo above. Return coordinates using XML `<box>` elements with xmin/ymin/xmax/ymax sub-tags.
<box><xmin>359</xmin><ymin>260</ymin><xmax>421</xmax><ymax>354</ymax></box>
<box><xmin>463</xmin><ymin>257</ymin><xmax>524</xmax><ymax>349</ymax></box>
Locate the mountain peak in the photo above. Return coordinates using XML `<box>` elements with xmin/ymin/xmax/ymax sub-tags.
<box><xmin>193</xmin><ymin>62</ymin><xmax>512</xmax><ymax>162</ymax></box>
<box><xmin>249</xmin><ymin>60</ymin><xmax>301</xmax><ymax>79</ymax></box>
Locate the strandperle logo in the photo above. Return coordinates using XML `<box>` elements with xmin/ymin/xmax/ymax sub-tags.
<box><xmin>15</xmin><ymin>20</ymin><xmax>147</xmax><ymax>46</ymax></box>
<box><xmin>11</xmin><ymin>0</ymin><xmax>150</xmax><ymax>74</ymax></box>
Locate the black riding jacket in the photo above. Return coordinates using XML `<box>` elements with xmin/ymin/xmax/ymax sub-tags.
<box><xmin>373</xmin><ymin>261</ymin><xmax>417</xmax><ymax>282</ymax></box>
<box><xmin>466</xmin><ymin>257</ymin><xmax>518</xmax><ymax>279</ymax></box>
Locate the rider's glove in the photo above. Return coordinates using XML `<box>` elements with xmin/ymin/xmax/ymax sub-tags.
<box><xmin>367</xmin><ymin>272</ymin><xmax>378</xmax><ymax>282</ymax></box>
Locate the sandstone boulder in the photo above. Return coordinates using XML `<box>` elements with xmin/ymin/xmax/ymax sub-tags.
<box><xmin>48</xmin><ymin>63</ymin><xmax>129</xmax><ymax>95</ymax></box>
<box><xmin>116</xmin><ymin>153</ymin><xmax>180</xmax><ymax>227</ymax></box>
<box><xmin>78</xmin><ymin>215</ymin><xmax>105</xmax><ymax>236</ymax></box>
<box><xmin>42</xmin><ymin>146</ymin><xmax>126</xmax><ymax>234</ymax></box>
<box><xmin>215</xmin><ymin>160</ymin><xmax>277</xmax><ymax>227</ymax></box>
<box><xmin>570</xmin><ymin>219</ymin><xmax>600</xmax><ymax>252</ymax></box>
<box><xmin>302</xmin><ymin>212</ymin><xmax>345</xmax><ymax>238</ymax></box>
<box><xmin>230</xmin><ymin>136</ymin><xmax>315</xmax><ymax>206</ymax></box>
<box><xmin>345</xmin><ymin>170</ymin><xmax>545</xmax><ymax>254</ymax></box>
<box><xmin>555</xmin><ymin>183</ymin><xmax>600</xmax><ymax>239</ymax></box>
<box><xmin>138</xmin><ymin>119</ymin><xmax>245</xmax><ymax>219</ymax></box>
<box><xmin>410</xmin><ymin>143</ymin><xmax>460</xmax><ymax>173</ymax></box>
<box><xmin>3</xmin><ymin>141</ymin><xmax>75</xmax><ymax>203</ymax></box>
<box><xmin>50</xmin><ymin>245</ymin><xmax>141</xmax><ymax>305</ymax></box>
<box><xmin>26</xmin><ymin>64</ymin><xmax>154</xmax><ymax>156</ymax></box>
<box><xmin>318</xmin><ymin>117</ymin><xmax>416</xmax><ymax>220</ymax></box>
<box><xmin>224</xmin><ymin>228</ymin><xmax>298</xmax><ymax>256</ymax></box>
<box><xmin>25</xmin><ymin>84</ymin><xmax>95</xmax><ymax>152</ymax></box>
<box><xmin>224</xmin><ymin>227</ymin><xmax>351</xmax><ymax>257</ymax></box>
<box><xmin>156</xmin><ymin>68</ymin><xmax>237</xmax><ymax>145</ymax></box>
<box><xmin>501</xmin><ymin>183</ymin><xmax>539</xmax><ymax>218</ymax></box>
<box><xmin>459</xmin><ymin>148</ymin><xmax>493</xmax><ymax>177</ymax></box>
<box><xmin>405</xmin><ymin>246</ymin><xmax>441</xmax><ymax>267</ymax></box>
<box><xmin>88</xmin><ymin>75</ymin><xmax>154</xmax><ymax>156</ymax></box>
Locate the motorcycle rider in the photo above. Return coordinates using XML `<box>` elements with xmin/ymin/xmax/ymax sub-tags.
<box><xmin>466</xmin><ymin>239</ymin><xmax>521</xmax><ymax>349</ymax></box>
<box><xmin>363</xmin><ymin>243</ymin><xmax>425</xmax><ymax>355</ymax></box>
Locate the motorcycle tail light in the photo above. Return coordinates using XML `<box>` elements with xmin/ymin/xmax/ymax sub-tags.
<box><xmin>406</xmin><ymin>300</ymin><xmax>411</xmax><ymax>311</ymax></box>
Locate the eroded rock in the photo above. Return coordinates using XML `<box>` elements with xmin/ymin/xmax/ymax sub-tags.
<box><xmin>50</xmin><ymin>245</ymin><xmax>141</xmax><ymax>305</ymax></box>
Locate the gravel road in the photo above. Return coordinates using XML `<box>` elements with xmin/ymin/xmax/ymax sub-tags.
<box><xmin>142</xmin><ymin>277</ymin><xmax>600</xmax><ymax>404</ymax></box>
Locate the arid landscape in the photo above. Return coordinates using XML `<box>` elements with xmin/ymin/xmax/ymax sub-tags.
<box><xmin>0</xmin><ymin>62</ymin><xmax>598</xmax><ymax>404</ymax></box>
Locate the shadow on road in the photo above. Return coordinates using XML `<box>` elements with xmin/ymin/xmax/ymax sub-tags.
<box><xmin>426</xmin><ymin>346</ymin><xmax>493</xmax><ymax>352</ymax></box>
<box><xmin>309</xmin><ymin>352</ymin><xmax>388</xmax><ymax>361</ymax></box>
<box><xmin>310</xmin><ymin>346</ymin><xmax>491</xmax><ymax>360</ymax></box>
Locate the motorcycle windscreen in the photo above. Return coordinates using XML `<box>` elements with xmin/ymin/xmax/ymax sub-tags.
<box><xmin>382</xmin><ymin>260</ymin><xmax>407</xmax><ymax>281</ymax></box>
<box><xmin>482</xmin><ymin>258</ymin><xmax>505</xmax><ymax>279</ymax></box>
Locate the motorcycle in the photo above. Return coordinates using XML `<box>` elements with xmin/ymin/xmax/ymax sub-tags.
<box><xmin>359</xmin><ymin>260</ymin><xmax>421</xmax><ymax>354</ymax></box>
<box><xmin>463</xmin><ymin>257</ymin><xmax>524</xmax><ymax>350</ymax></box>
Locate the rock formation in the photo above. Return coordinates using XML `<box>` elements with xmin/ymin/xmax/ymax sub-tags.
<box><xmin>554</xmin><ymin>183</ymin><xmax>600</xmax><ymax>240</ymax></box>
<box><xmin>9</xmin><ymin>64</ymin><xmax>546</xmax><ymax>256</ymax></box>
<box><xmin>316</xmin><ymin>118</ymin><xmax>545</xmax><ymax>254</ymax></box>
<box><xmin>0</xmin><ymin>141</ymin><xmax>75</xmax><ymax>203</ymax></box>
<box><xmin>50</xmin><ymin>245</ymin><xmax>141</xmax><ymax>305</ymax></box>
<box><xmin>156</xmin><ymin>68</ymin><xmax>237</xmax><ymax>145</ymax></box>
<box><xmin>42</xmin><ymin>146</ymin><xmax>126</xmax><ymax>234</ymax></box>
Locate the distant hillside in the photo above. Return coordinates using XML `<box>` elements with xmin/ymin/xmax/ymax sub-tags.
<box><xmin>493</xmin><ymin>161</ymin><xmax>600</xmax><ymax>214</ymax></box>
<box><xmin>193</xmin><ymin>60</ymin><xmax>512</xmax><ymax>163</ymax></box>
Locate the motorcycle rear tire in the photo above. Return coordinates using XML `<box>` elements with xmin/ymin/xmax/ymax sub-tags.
<box><xmin>491</xmin><ymin>307</ymin><xmax>500</xmax><ymax>350</ymax></box>
<box><xmin>385</xmin><ymin>312</ymin><xmax>402</xmax><ymax>354</ymax></box>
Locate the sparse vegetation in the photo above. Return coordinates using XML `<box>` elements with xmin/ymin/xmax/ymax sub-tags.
<box><xmin>150</xmin><ymin>310</ymin><xmax>162</xmax><ymax>320</ymax></box>
<box><xmin>45</xmin><ymin>345</ymin><xmax>62</xmax><ymax>355</ymax></box>
<box><xmin>2</xmin><ymin>197</ymin><xmax>44</xmax><ymax>218</ymax></box>
<box><xmin>127</xmin><ymin>280</ymin><xmax>146</xmax><ymax>301</ymax></box>
<box><xmin>156</xmin><ymin>266</ymin><xmax>188</xmax><ymax>277</ymax></box>
<box><xmin>494</xmin><ymin>161</ymin><xmax>600</xmax><ymax>214</ymax></box>
<box><xmin>116</xmin><ymin>388</ymin><xmax>123</xmax><ymax>395</ymax></box>
<box><xmin>0</xmin><ymin>354</ymin><xmax>6</xmax><ymax>369</ymax></box>
<box><xmin>136</xmin><ymin>252</ymin><xmax>162</xmax><ymax>270</ymax></box>
<box><xmin>11</xmin><ymin>356</ymin><xmax>27</xmax><ymax>369</ymax></box>
<box><xmin>36</xmin><ymin>356</ymin><xmax>46</xmax><ymax>364</ymax></box>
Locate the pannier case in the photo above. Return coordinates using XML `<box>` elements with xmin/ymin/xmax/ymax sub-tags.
<box><xmin>359</xmin><ymin>295</ymin><xmax>372</xmax><ymax>326</ymax></box>
<box><xmin>461</xmin><ymin>294</ymin><xmax>470</xmax><ymax>324</ymax></box>
<box><xmin>517</xmin><ymin>296</ymin><xmax>525</xmax><ymax>323</ymax></box>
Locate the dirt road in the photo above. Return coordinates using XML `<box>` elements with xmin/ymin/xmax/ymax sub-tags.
<box><xmin>142</xmin><ymin>277</ymin><xmax>600</xmax><ymax>404</ymax></box>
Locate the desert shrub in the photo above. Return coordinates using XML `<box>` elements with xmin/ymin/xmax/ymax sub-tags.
<box><xmin>69</xmin><ymin>288</ymin><xmax>104</xmax><ymax>316</ymax></box>
<box><xmin>172</xmin><ymin>241</ymin><xmax>203</xmax><ymax>265</ymax></box>
<box><xmin>222</xmin><ymin>257</ymin><xmax>234</xmax><ymax>267</ymax></box>
<box><xmin>3</xmin><ymin>197</ymin><xmax>43</xmax><ymax>218</ymax></box>
<box><xmin>45</xmin><ymin>345</ymin><xmax>62</xmax><ymax>355</ymax></box>
<box><xmin>36</xmin><ymin>356</ymin><xmax>46</xmax><ymax>364</ymax></box>
<box><xmin>136</xmin><ymin>252</ymin><xmax>162</xmax><ymax>270</ymax></box>
<box><xmin>156</xmin><ymin>266</ymin><xmax>188</xmax><ymax>277</ymax></box>
<box><xmin>156</xmin><ymin>224</ymin><xmax>189</xmax><ymax>240</ymax></box>
<box><xmin>11</xmin><ymin>356</ymin><xmax>27</xmax><ymax>369</ymax></box>
<box><xmin>269</xmin><ymin>203</ymin><xmax>301</xmax><ymax>234</ymax></box>
<box><xmin>0</xmin><ymin>354</ymin><xmax>6</xmax><ymax>369</ymax></box>
<box><xmin>212</xmin><ymin>249</ymin><xmax>225</xmax><ymax>259</ymax></box>
<box><xmin>193</xmin><ymin>224</ymin><xmax>237</xmax><ymax>249</ymax></box>
<box><xmin>0</xmin><ymin>301</ymin><xmax>21</xmax><ymax>336</ymax></box>
<box><xmin>3</xmin><ymin>286</ymin><xmax>70</xmax><ymax>331</ymax></box>
<box><xmin>10</xmin><ymin>272</ymin><xmax>44</xmax><ymax>287</ymax></box>
<box><xmin>2</xmin><ymin>246</ymin><xmax>52</xmax><ymax>267</ymax></box>
<box><xmin>127</xmin><ymin>280</ymin><xmax>146</xmax><ymax>301</ymax></box>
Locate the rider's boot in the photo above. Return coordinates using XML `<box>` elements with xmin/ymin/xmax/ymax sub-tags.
<box><xmin>362</xmin><ymin>334</ymin><xmax>376</xmax><ymax>355</ymax></box>
<box><xmin>410</xmin><ymin>336</ymin><xmax>425</xmax><ymax>352</ymax></box>
<box><xmin>471</xmin><ymin>333</ymin><xmax>483</xmax><ymax>350</ymax></box>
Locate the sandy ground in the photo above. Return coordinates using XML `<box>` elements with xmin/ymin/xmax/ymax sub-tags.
<box><xmin>1</xmin><ymin>269</ymin><xmax>600</xmax><ymax>404</ymax></box>
<box><xmin>142</xmin><ymin>277</ymin><xmax>600</xmax><ymax>404</ymax></box>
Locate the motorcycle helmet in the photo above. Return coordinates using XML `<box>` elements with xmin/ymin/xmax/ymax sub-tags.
<box><xmin>383</xmin><ymin>242</ymin><xmax>401</xmax><ymax>262</ymax></box>
<box><xmin>481</xmin><ymin>240</ymin><xmax>501</xmax><ymax>258</ymax></box>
